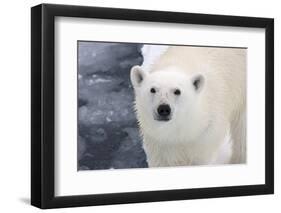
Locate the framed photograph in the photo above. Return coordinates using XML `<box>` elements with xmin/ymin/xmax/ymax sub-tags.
<box><xmin>31</xmin><ymin>3</ymin><xmax>274</xmax><ymax>209</ymax></box>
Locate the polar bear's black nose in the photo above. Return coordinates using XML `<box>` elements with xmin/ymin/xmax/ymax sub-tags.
<box><xmin>157</xmin><ymin>104</ymin><xmax>171</xmax><ymax>116</ymax></box>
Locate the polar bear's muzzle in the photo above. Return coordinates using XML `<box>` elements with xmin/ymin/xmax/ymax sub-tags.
<box><xmin>154</xmin><ymin>104</ymin><xmax>172</xmax><ymax>121</ymax></box>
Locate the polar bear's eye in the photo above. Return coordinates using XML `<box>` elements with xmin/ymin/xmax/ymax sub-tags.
<box><xmin>174</xmin><ymin>89</ymin><xmax>181</xmax><ymax>95</ymax></box>
<box><xmin>150</xmin><ymin>88</ymin><xmax>156</xmax><ymax>93</ymax></box>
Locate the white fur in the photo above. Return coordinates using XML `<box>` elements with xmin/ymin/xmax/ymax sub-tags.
<box><xmin>131</xmin><ymin>45</ymin><xmax>246</xmax><ymax>167</ymax></box>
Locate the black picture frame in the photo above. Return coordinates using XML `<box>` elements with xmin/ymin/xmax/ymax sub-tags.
<box><xmin>31</xmin><ymin>3</ymin><xmax>274</xmax><ymax>209</ymax></box>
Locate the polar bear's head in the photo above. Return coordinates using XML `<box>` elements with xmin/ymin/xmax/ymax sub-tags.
<box><xmin>130</xmin><ymin>65</ymin><xmax>207</xmax><ymax>142</ymax></box>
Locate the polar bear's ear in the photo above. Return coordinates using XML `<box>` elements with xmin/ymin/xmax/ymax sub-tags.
<box><xmin>130</xmin><ymin>65</ymin><xmax>146</xmax><ymax>88</ymax></box>
<box><xmin>192</xmin><ymin>74</ymin><xmax>205</xmax><ymax>93</ymax></box>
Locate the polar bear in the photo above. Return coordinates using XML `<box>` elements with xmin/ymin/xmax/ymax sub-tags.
<box><xmin>130</xmin><ymin>45</ymin><xmax>246</xmax><ymax>167</ymax></box>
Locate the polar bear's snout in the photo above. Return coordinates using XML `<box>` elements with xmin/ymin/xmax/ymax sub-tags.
<box><xmin>155</xmin><ymin>104</ymin><xmax>171</xmax><ymax>121</ymax></box>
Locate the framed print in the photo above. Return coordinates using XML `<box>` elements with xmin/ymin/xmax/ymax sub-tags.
<box><xmin>31</xmin><ymin>3</ymin><xmax>274</xmax><ymax>209</ymax></box>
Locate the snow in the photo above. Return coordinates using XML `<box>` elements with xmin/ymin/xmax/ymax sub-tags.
<box><xmin>141</xmin><ymin>45</ymin><xmax>169</xmax><ymax>72</ymax></box>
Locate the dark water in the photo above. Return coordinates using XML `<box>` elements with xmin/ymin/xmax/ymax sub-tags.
<box><xmin>78</xmin><ymin>41</ymin><xmax>148</xmax><ymax>170</ymax></box>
